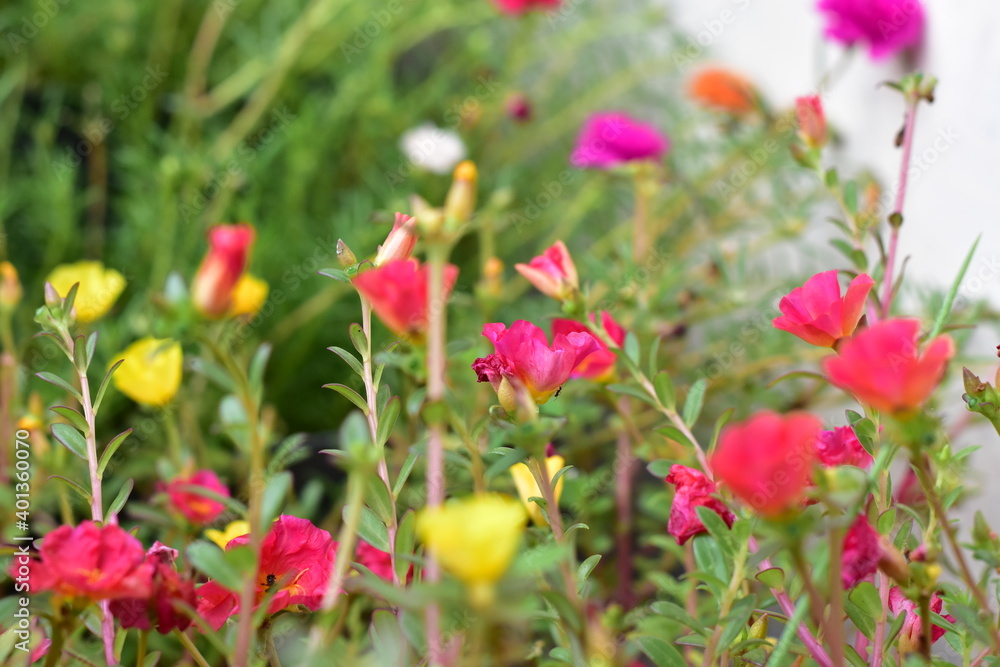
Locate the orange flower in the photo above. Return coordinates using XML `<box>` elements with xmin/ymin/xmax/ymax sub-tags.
<box><xmin>688</xmin><ymin>68</ymin><xmax>757</xmax><ymax>114</ymax></box>
<box><xmin>192</xmin><ymin>223</ymin><xmax>256</xmax><ymax>318</ymax></box>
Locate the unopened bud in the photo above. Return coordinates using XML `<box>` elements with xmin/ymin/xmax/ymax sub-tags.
<box><xmin>374</xmin><ymin>213</ymin><xmax>418</xmax><ymax>266</ymax></box>
<box><xmin>444</xmin><ymin>160</ymin><xmax>478</xmax><ymax>224</ymax></box>
<box><xmin>0</xmin><ymin>261</ymin><xmax>22</xmax><ymax>310</ymax></box>
<box><xmin>748</xmin><ymin>614</ymin><xmax>769</xmax><ymax>640</ymax></box>
<box><xmin>795</xmin><ymin>95</ymin><xmax>827</xmax><ymax>149</ymax></box>
<box><xmin>336</xmin><ymin>239</ymin><xmax>357</xmax><ymax>269</ymax></box>
<box><xmin>409</xmin><ymin>194</ymin><xmax>444</xmax><ymax>236</ymax></box>
<box><xmin>44</xmin><ymin>282</ymin><xmax>62</xmax><ymax>308</ymax></box>
<box><xmin>877</xmin><ymin>538</ymin><xmax>911</xmax><ymax>584</ymax></box>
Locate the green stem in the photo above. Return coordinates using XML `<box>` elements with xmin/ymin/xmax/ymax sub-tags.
<box><xmin>136</xmin><ymin>630</ymin><xmax>148</xmax><ymax>667</ymax></box>
<box><xmin>828</xmin><ymin>527</ymin><xmax>846</xmax><ymax>667</ymax></box>
<box><xmin>175</xmin><ymin>629</ymin><xmax>212</xmax><ymax>667</ymax></box>
<box><xmin>701</xmin><ymin>538</ymin><xmax>750</xmax><ymax>666</ymax></box>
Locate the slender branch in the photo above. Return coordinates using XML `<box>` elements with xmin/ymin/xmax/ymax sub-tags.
<box><xmin>613</xmin><ymin>397</ymin><xmax>637</xmax><ymax>609</ymax></box>
<box><xmin>879</xmin><ymin>97</ymin><xmax>919</xmax><ymax>318</ymax></box>
<box><xmin>828</xmin><ymin>527</ymin><xmax>846</xmax><ymax>667</ymax></box>
<box><xmin>176</xmin><ymin>628</ymin><xmax>213</xmax><ymax>667</ymax></box>
<box><xmin>701</xmin><ymin>539</ymin><xmax>750</xmax><ymax>666</ymax></box>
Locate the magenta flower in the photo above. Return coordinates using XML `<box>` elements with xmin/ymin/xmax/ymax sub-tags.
<box><xmin>570</xmin><ymin>113</ymin><xmax>669</xmax><ymax>169</ymax></box>
<box><xmin>773</xmin><ymin>270</ymin><xmax>874</xmax><ymax>348</ymax></box>
<box><xmin>817</xmin><ymin>0</ymin><xmax>925</xmax><ymax>59</ymax></box>
<box><xmin>551</xmin><ymin>311</ymin><xmax>627</xmax><ymax>381</ymax></box>
<box><xmin>515</xmin><ymin>241</ymin><xmax>579</xmax><ymax>302</ymax></box>
<box><xmin>889</xmin><ymin>587</ymin><xmax>955</xmax><ymax>653</ymax></box>
<box><xmin>841</xmin><ymin>515</ymin><xmax>882</xmax><ymax>588</ymax></box>
<box><xmin>493</xmin><ymin>0</ymin><xmax>560</xmax><ymax>15</ymax></box>
<box><xmin>664</xmin><ymin>465</ymin><xmax>736</xmax><ymax>545</ymax></box>
<box><xmin>816</xmin><ymin>426</ymin><xmax>873</xmax><ymax>469</ymax></box>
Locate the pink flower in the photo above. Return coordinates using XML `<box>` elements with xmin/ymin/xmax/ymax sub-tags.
<box><xmin>841</xmin><ymin>515</ymin><xmax>882</xmax><ymax>588</ymax></box>
<box><xmin>492</xmin><ymin>0</ymin><xmax>560</xmax><ymax>15</ymax></box>
<box><xmin>551</xmin><ymin>311</ymin><xmax>627</xmax><ymax>381</ymax></box>
<box><xmin>895</xmin><ymin>469</ymin><xmax>926</xmax><ymax>506</ymax></box>
<box><xmin>165</xmin><ymin>470</ymin><xmax>229</xmax><ymax>525</ymax></box>
<box><xmin>193</xmin><ymin>223</ymin><xmax>256</xmax><ymax>318</ymax></box>
<box><xmin>664</xmin><ymin>465</ymin><xmax>736</xmax><ymax>544</ymax></box>
<box><xmin>110</xmin><ymin>542</ymin><xmax>197</xmax><ymax>634</ymax></box>
<box><xmin>818</xmin><ymin>0</ymin><xmax>925</xmax><ymax>59</ymax></box>
<box><xmin>889</xmin><ymin>587</ymin><xmax>955</xmax><ymax>653</ymax></box>
<box><xmin>570</xmin><ymin>112</ymin><xmax>669</xmax><ymax>169</ymax></box>
<box><xmin>711</xmin><ymin>411</ymin><xmax>821</xmax><ymax>517</ymax></box>
<box><xmin>515</xmin><ymin>241</ymin><xmax>579</xmax><ymax>302</ymax></box>
<box><xmin>22</xmin><ymin>522</ymin><xmax>153</xmax><ymax>602</ymax></box>
<box><xmin>822</xmin><ymin>318</ymin><xmax>955</xmax><ymax>414</ymax></box>
<box><xmin>773</xmin><ymin>270</ymin><xmax>874</xmax><ymax>347</ymax></box>
<box><xmin>816</xmin><ymin>426</ymin><xmax>873</xmax><ymax>468</ymax></box>
<box><xmin>195</xmin><ymin>515</ymin><xmax>336</xmax><ymax>630</ymax></box>
<box><xmin>352</xmin><ymin>259</ymin><xmax>459</xmax><ymax>338</ymax></box>
<box><xmin>472</xmin><ymin>320</ymin><xmax>600</xmax><ymax>409</ymax></box>
<box><xmin>796</xmin><ymin>95</ymin><xmax>827</xmax><ymax>148</ymax></box>
<box><xmin>374</xmin><ymin>212</ymin><xmax>418</xmax><ymax>266</ymax></box>
<box><xmin>355</xmin><ymin>541</ymin><xmax>396</xmax><ymax>582</ymax></box>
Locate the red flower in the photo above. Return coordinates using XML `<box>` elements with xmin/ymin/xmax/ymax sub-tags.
<box><xmin>570</xmin><ymin>112</ymin><xmax>669</xmax><ymax>169</ymax></box>
<box><xmin>352</xmin><ymin>259</ymin><xmax>459</xmax><ymax>338</ymax></box>
<box><xmin>472</xmin><ymin>320</ymin><xmax>600</xmax><ymax>410</ymax></box>
<box><xmin>796</xmin><ymin>95</ymin><xmax>827</xmax><ymax>149</ymax></box>
<box><xmin>664</xmin><ymin>465</ymin><xmax>736</xmax><ymax>545</ymax></box>
<box><xmin>822</xmin><ymin>318</ymin><xmax>955</xmax><ymax>413</ymax></box>
<box><xmin>816</xmin><ymin>426</ymin><xmax>873</xmax><ymax>468</ymax></box>
<box><xmin>24</xmin><ymin>522</ymin><xmax>153</xmax><ymax>602</ymax></box>
<box><xmin>551</xmin><ymin>311</ymin><xmax>627</xmax><ymax>381</ymax></box>
<box><xmin>711</xmin><ymin>411</ymin><xmax>821</xmax><ymax>517</ymax></box>
<box><xmin>688</xmin><ymin>68</ymin><xmax>757</xmax><ymax>114</ymax></box>
<box><xmin>165</xmin><ymin>469</ymin><xmax>230</xmax><ymax>525</ymax></box>
<box><xmin>374</xmin><ymin>212</ymin><xmax>418</xmax><ymax>266</ymax></box>
<box><xmin>514</xmin><ymin>241</ymin><xmax>579</xmax><ymax>302</ymax></box>
<box><xmin>195</xmin><ymin>515</ymin><xmax>336</xmax><ymax>630</ymax></box>
<box><xmin>889</xmin><ymin>587</ymin><xmax>955</xmax><ymax>653</ymax></box>
<box><xmin>193</xmin><ymin>223</ymin><xmax>256</xmax><ymax>318</ymax></box>
<box><xmin>492</xmin><ymin>0</ymin><xmax>560</xmax><ymax>15</ymax></box>
<box><xmin>355</xmin><ymin>541</ymin><xmax>395</xmax><ymax>582</ymax></box>
<box><xmin>772</xmin><ymin>270</ymin><xmax>874</xmax><ymax>347</ymax></box>
<box><xmin>110</xmin><ymin>542</ymin><xmax>196</xmax><ymax>634</ymax></box>
<box><xmin>841</xmin><ymin>515</ymin><xmax>882</xmax><ymax>589</ymax></box>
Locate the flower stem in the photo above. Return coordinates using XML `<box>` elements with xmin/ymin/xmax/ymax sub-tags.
<box><xmin>701</xmin><ymin>538</ymin><xmax>749</xmax><ymax>666</ymax></box>
<box><xmin>827</xmin><ymin>527</ymin><xmax>846</xmax><ymax>667</ymax></box>
<box><xmin>880</xmin><ymin>97</ymin><xmax>919</xmax><ymax>318</ymax></box>
<box><xmin>136</xmin><ymin>630</ymin><xmax>148</xmax><ymax>667</ymax></box>
<box><xmin>176</xmin><ymin>628</ymin><xmax>212</xmax><ymax>667</ymax></box>
<box><xmin>320</xmin><ymin>466</ymin><xmax>367</xmax><ymax>610</ymax></box>
<box><xmin>613</xmin><ymin>397</ymin><xmax>637</xmax><ymax>609</ymax></box>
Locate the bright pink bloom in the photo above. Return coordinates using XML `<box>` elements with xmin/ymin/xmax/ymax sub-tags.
<box><xmin>711</xmin><ymin>411</ymin><xmax>821</xmax><ymax>517</ymax></box>
<box><xmin>166</xmin><ymin>469</ymin><xmax>229</xmax><ymax>525</ymax></box>
<box><xmin>816</xmin><ymin>426</ymin><xmax>873</xmax><ymax>468</ymax></box>
<box><xmin>374</xmin><ymin>212</ymin><xmax>418</xmax><ymax>266</ymax></box>
<box><xmin>841</xmin><ymin>515</ymin><xmax>882</xmax><ymax>588</ymax></box>
<box><xmin>352</xmin><ymin>259</ymin><xmax>459</xmax><ymax>338</ymax></box>
<box><xmin>664</xmin><ymin>465</ymin><xmax>736</xmax><ymax>545</ymax></box>
<box><xmin>889</xmin><ymin>587</ymin><xmax>955</xmax><ymax>653</ymax></box>
<box><xmin>773</xmin><ymin>270</ymin><xmax>874</xmax><ymax>347</ymax></box>
<box><xmin>492</xmin><ymin>0</ymin><xmax>560</xmax><ymax>15</ymax></box>
<box><xmin>895</xmin><ymin>468</ymin><xmax>926</xmax><ymax>506</ymax></box>
<box><xmin>570</xmin><ymin>112</ymin><xmax>669</xmax><ymax>169</ymax></box>
<box><xmin>817</xmin><ymin>0</ymin><xmax>924</xmax><ymax>59</ymax></box>
<box><xmin>193</xmin><ymin>223</ymin><xmax>256</xmax><ymax>317</ymax></box>
<box><xmin>822</xmin><ymin>318</ymin><xmax>955</xmax><ymax>414</ymax></box>
<box><xmin>195</xmin><ymin>515</ymin><xmax>336</xmax><ymax>630</ymax></box>
<box><xmin>472</xmin><ymin>320</ymin><xmax>600</xmax><ymax>408</ymax></box>
<box><xmin>551</xmin><ymin>311</ymin><xmax>627</xmax><ymax>381</ymax></box>
<box><xmin>110</xmin><ymin>542</ymin><xmax>197</xmax><ymax>634</ymax></box>
<box><xmin>515</xmin><ymin>241</ymin><xmax>579</xmax><ymax>302</ymax></box>
<box><xmin>24</xmin><ymin>522</ymin><xmax>153</xmax><ymax>602</ymax></box>
<box><xmin>796</xmin><ymin>95</ymin><xmax>827</xmax><ymax>148</ymax></box>
<box><xmin>355</xmin><ymin>541</ymin><xmax>395</xmax><ymax>582</ymax></box>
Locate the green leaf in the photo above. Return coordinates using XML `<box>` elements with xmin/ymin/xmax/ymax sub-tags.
<box><xmin>187</xmin><ymin>540</ymin><xmax>245</xmax><ymax>591</ymax></box>
<box><xmin>718</xmin><ymin>595</ymin><xmax>757</xmax><ymax>651</ymax></box>
<box><xmin>843</xmin><ymin>180</ymin><xmax>858</xmax><ymax>213</ymax></box>
<box><xmin>48</xmin><ymin>475</ymin><xmax>92</xmax><ymax>504</ymax></box>
<box><xmin>73</xmin><ymin>335</ymin><xmax>89</xmax><ymax>371</ymax></box>
<box><xmin>377</xmin><ymin>396</ymin><xmax>400</xmax><ymax>448</ymax></box>
<box><xmin>37</xmin><ymin>372</ymin><xmax>83</xmax><ymax>403</ymax></box>
<box><xmin>884</xmin><ymin>607</ymin><xmax>906</xmax><ymax>649</ymax></box>
<box><xmin>247</xmin><ymin>343</ymin><xmax>272</xmax><ymax>401</ymax></box>
<box><xmin>51</xmin><ymin>422</ymin><xmax>87</xmax><ymax>459</ymax></box>
<box><xmin>541</xmin><ymin>590</ymin><xmax>582</xmax><ymax>634</ymax></box>
<box><xmin>93</xmin><ymin>359</ymin><xmax>124</xmax><ymax>413</ymax></box>
<box><xmin>623</xmin><ymin>332</ymin><xmax>640</xmax><ymax>365</ymax></box>
<box><xmin>577</xmin><ymin>554</ymin><xmax>601</xmax><ymax>587</ymax></box>
<box><xmin>61</xmin><ymin>282</ymin><xmax>80</xmax><ymax>317</ymax></box>
<box><xmin>877</xmin><ymin>508</ymin><xmax>897</xmax><ymax>535</ymax></box>
<box><xmin>355</xmin><ymin>505</ymin><xmax>390</xmax><ymax>552</ymax></box>
<box><xmin>646</xmin><ymin>459</ymin><xmax>673</xmax><ymax>478</ymax></box>
<box><xmin>849</xmin><ymin>581</ymin><xmax>882</xmax><ymax>619</ymax></box>
<box><xmin>769</xmin><ymin>596</ymin><xmax>810</xmax><ymax>666</ymax></box>
<box><xmin>656</xmin><ymin>426</ymin><xmax>693</xmax><ymax>448</ymax></box>
<box><xmin>692</xmin><ymin>535</ymin><xmax>728</xmax><ymax>583</ymax></box>
<box><xmin>324</xmin><ymin>383</ymin><xmax>369</xmax><ymax>415</ymax></box>
<box><xmin>366</xmin><ymin>476</ymin><xmax>395</xmax><ymax>525</ymax></box>
<box><xmin>844</xmin><ymin>644</ymin><xmax>868</xmax><ymax>667</ymax></box>
<box><xmin>105</xmin><ymin>478</ymin><xmax>134</xmax><ymax>521</ymax></box>
<box><xmin>51</xmin><ymin>406</ymin><xmax>89</xmax><ymax>433</ymax></box>
<box><xmin>825</xmin><ymin>167</ymin><xmax>839</xmax><ymax>188</ymax></box>
<box><xmin>653</xmin><ymin>371</ymin><xmax>675</xmax><ymax>409</ymax></box>
<box><xmin>85</xmin><ymin>331</ymin><xmax>98</xmax><ymax>368</ymax></box>
<box><xmin>755</xmin><ymin>567</ymin><xmax>784</xmax><ymax>590</ymax></box>
<box><xmin>928</xmin><ymin>235</ymin><xmax>980</xmax><ymax>340</ymax></box>
<box><xmin>607</xmin><ymin>383</ymin><xmax>657</xmax><ymax>406</ymax></box>
<box><xmin>683</xmin><ymin>378</ymin><xmax>707</xmax><ymax>427</ymax></box>
<box><xmin>392</xmin><ymin>451</ymin><xmax>419</xmax><ymax>498</ymax></box>
<box><xmin>635</xmin><ymin>636</ymin><xmax>685</xmax><ymax>667</ymax></box>
<box><xmin>260</xmin><ymin>472</ymin><xmax>292</xmax><ymax>531</ymax></box>
<box><xmin>844</xmin><ymin>600</ymin><xmax>875</xmax><ymax>640</ymax></box>
<box><xmin>394</xmin><ymin>510</ymin><xmax>416</xmax><ymax>583</ymax></box>
<box><xmin>695</xmin><ymin>506</ymin><xmax>734</xmax><ymax>557</ymax></box>
<box><xmin>318</xmin><ymin>267</ymin><xmax>349</xmax><ymax>282</ymax></box>
<box><xmin>98</xmin><ymin>429</ymin><xmax>133</xmax><ymax>476</ymax></box>
<box><xmin>650</xmin><ymin>600</ymin><xmax>704</xmax><ymax>635</ymax></box>
<box><xmin>328</xmin><ymin>346</ymin><xmax>363</xmax><ymax>377</ymax></box>
<box><xmin>349</xmin><ymin>323</ymin><xmax>368</xmax><ymax>356</ymax></box>
<box><xmin>485</xmin><ymin>447</ymin><xmax>527</xmax><ymax>481</ymax></box>
<box><xmin>647</xmin><ymin>335</ymin><xmax>663</xmax><ymax>378</ymax></box>
<box><xmin>709</xmin><ymin>408</ymin><xmax>734</xmax><ymax>454</ymax></box>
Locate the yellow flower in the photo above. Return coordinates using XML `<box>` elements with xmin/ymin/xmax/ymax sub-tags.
<box><xmin>111</xmin><ymin>337</ymin><xmax>182</xmax><ymax>406</ymax></box>
<box><xmin>228</xmin><ymin>273</ymin><xmax>269</xmax><ymax>317</ymax></box>
<box><xmin>0</xmin><ymin>261</ymin><xmax>22</xmax><ymax>310</ymax></box>
<box><xmin>510</xmin><ymin>455</ymin><xmax>565</xmax><ymax>526</ymax></box>
<box><xmin>205</xmin><ymin>520</ymin><xmax>250</xmax><ymax>549</ymax></box>
<box><xmin>416</xmin><ymin>494</ymin><xmax>526</xmax><ymax>606</ymax></box>
<box><xmin>47</xmin><ymin>261</ymin><xmax>126</xmax><ymax>323</ymax></box>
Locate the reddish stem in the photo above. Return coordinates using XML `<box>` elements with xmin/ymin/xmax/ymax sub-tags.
<box><xmin>879</xmin><ymin>99</ymin><xmax>919</xmax><ymax>318</ymax></box>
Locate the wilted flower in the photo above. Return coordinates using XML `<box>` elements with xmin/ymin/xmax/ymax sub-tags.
<box><xmin>552</xmin><ymin>311</ymin><xmax>627</xmax><ymax>381</ymax></box>
<box><xmin>773</xmin><ymin>270</ymin><xmax>874</xmax><ymax>348</ymax></box>
<box><xmin>110</xmin><ymin>542</ymin><xmax>196</xmax><ymax>634</ymax></box>
<box><xmin>664</xmin><ymin>465</ymin><xmax>736</xmax><ymax>545</ymax></box>
<box><xmin>688</xmin><ymin>68</ymin><xmax>757</xmax><ymax>114</ymax></box>
<box><xmin>399</xmin><ymin>123</ymin><xmax>467</xmax><ymax>175</ymax></box>
<box><xmin>196</xmin><ymin>515</ymin><xmax>337</xmax><ymax>630</ymax></box>
<box><xmin>229</xmin><ymin>273</ymin><xmax>269</xmax><ymax>317</ymax></box>
<box><xmin>818</xmin><ymin>0</ymin><xmax>925</xmax><ymax>59</ymax></box>
<box><xmin>711</xmin><ymin>411</ymin><xmax>821</xmax><ymax>517</ymax></box>
<box><xmin>509</xmin><ymin>454</ymin><xmax>566</xmax><ymax>526</ymax></box>
<box><xmin>514</xmin><ymin>241</ymin><xmax>579</xmax><ymax>302</ymax></box>
<box><xmin>22</xmin><ymin>521</ymin><xmax>153</xmax><ymax>602</ymax></box>
<box><xmin>816</xmin><ymin>426</ymin><xmax>873</xmax><ymax>468</ymax></box>
<box><xmin>492</xmin><ymin>0</ymin><xmax>560</xmax><ymax>14</ymax></box>
<box><xmin>165</xmin><ymin>470</ymin><xmax>229</xmax><ymax>525</ymax></box>
<box><xmin>374</xmin><ymin>213</ymin><xmax>418</xmax><ymax>266</ymax></box>
<box><xmin>570</xmin><ymin>112</ymin><xmax>669</xmax><ymax>169</ymax></box>
<box><xmin>796</xmin><ymin>95</ymin><xmax>827</xmax><ymax>148</ymax></box>
<box><xmin>46</xmin><ymin>261</ymin><xmax>126</xmax><ymax>323</ymax></box>
<box><xmin>192</xmin><ymin>223</ymin><xmax>256</xmax><ymax>318</ymax></box>
<box><xmin>111</xmin><ymin>337</ymin><xmax>183</xmax><ymax>407</ymax></box>
<box><xmin>416</xmin><ymin>494</ymin><xmax>527</xmax><ymax>606</ymax></box>
<box><xmin>889</xmin><ymin>587</ymin><xmax>955</xmax><ymax>654</ymax></box>
<box><xmin>205</xmin><ymin>520</ymin><xmax>250</xmax><ymax>549</ymax></box>
<box><xmin>352</xmin><ymin>259</ymin><xmax>459</xmax><ymax>338</ymax></box>
<box><xmin>822</xmin><ymin>319</ymin><xmax>955</xmax><ymax>414</ymax></box>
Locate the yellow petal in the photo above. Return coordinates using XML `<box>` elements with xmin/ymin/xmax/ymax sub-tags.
<box><xmin>205</xmin><ymin>520</ymin><xmax>250</xmax><ymax>549</ymax></box>
<box><xmin>47</xmin><ymin>261</ymin><xmax>126</xmax><ymax>323</ymax></box>
<box><xmin>111</xmin><ymin>337</ymin><xmax>182</xmax><ymax>406</ymax></box>
<box><xmin>229</xmin><ymin>273</ymin><xmax>269</xmax><ymax>317</ymax></box>
<box><xmin>510</xmin><ymin>455</ymin><xmax>565</xmax><ymax>526</ymax></box>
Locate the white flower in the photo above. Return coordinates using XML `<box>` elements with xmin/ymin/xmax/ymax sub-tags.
<box><xmin>399</xmin><ymin>123</ymin><xmax>467</xmax><ymax>175</ymax></box>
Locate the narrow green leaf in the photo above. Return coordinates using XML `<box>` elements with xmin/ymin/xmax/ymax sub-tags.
<box><xmin>709</xmin><ymin>408</ymin><xmax>734</xmax><ymax>454</ymax></box>
<box><xmin>769</xmin><ymin>596</ymin><xmax>810</xmax><ymax>666</ymax></box>
<box><xmin>718</xmin><ymin>595</ymin><xmax>757</xmax><ymax>651</ymax></box>
<box><xmin>37</xmin><ymin>372</ymin><xmax>83</xmax><ymax>403</ymax></box>
<box><xmin>844</xmin><ymin>645</ymin><xmax>868</xmax><ymax>667</ymax></box>
<box><xmin>260</xmin><ymin>472</ymin><xmax>292</xmax><ymax>531</ymax></box>
<box><xmin>843</xmin><ymin>180</ymin><xmax>858</xmax><ymax>213</ymax></box>
<box><xmin>635</xmin><ymin>636</ymin><xmax>685</xmax><ymax>667</ymax></box>
<box><xmin>324</xmin><ymin>383</ymin><xmax>369</xmax><ymax>415</ymax></box>
<box><xmin>355</xmin><ymin>505</ymin><xmax>390</xmax><ymax>552</ymax></box>
<box><xmin>623</xmin><ymin>332</ymin><xmax>640</xmax><ymax>365</ymax></box>
<box><xmin>647</xmin><ymin>335</ymin><xmax>663</xmax><ymax>378</ymax></box>
<box><xmin>606</xmin><ymin>383</ymin><xmax>657</xmax><ymax>406</ymax></box>
<box><xmin>328</xmin><ymin>346</ymin><xmax>364</xmax><ymax>377</ymax></box>
<box><xmin>73</xmin><ymin>335</ymin><xmax>89</xmax><ymax>371</ymax></box>
<box><xmin>48</xmin><ymin>475</ymin><xmax>92</xmax><ymax>504</ymax></box>
<box><xmin>105</xmin><ymin>478</ymin><xmax>134</xmax><ymax>521</ymax></box>
<box><xmin>653</xmin><ymin>371</ymin><xmax>676</xmax><ymax>410</ymax></box>
<box><xmin>541</xmin><ymin>590</ymin><xmax>582</xmax><ymax>634</ymax></box>
<box><xmin>98</xmin><ymin>429</ymin><xmax>133</xmax><ymax>476</ymax></box>
<box><xmin>646</xmin><ymin>459</ymin><xmax>673</xmax><ymax>478</ymax></box>
<box><xmin>849</xmin><ymin>581</ymin><xmax>883</xmax><ymax>620</ymax></box>
<box><xmin>51</xmin><ymin>422</ymin><xmax>87</xmax><ymax>459</ymax></box>
<box><xmin>85</xmin><ymin>331</ymin><xmax>98</xmax><ymax>368</ymax></box>
<box><xmin>366</xmin><ymin>476</ymin><xmax>395</xmax><ymax>525</ymax></box>
<box><xmin>683</xmin><ymin>378</ymin><xmax>707</xmax><ymax>427</ymax></box>
<box><xmin>485</xmin><ymin>447</ymin><xmax>527</xmax><ymax>481</ymax></box>
<box><xmin>318</xmin><ymin>267</ymin><xmax>349</xmax><ymax>282</ymax></box>
<box><xmin>577</xmin><ymin>554</ymin><xmax>601</xmax><ymax>587</ymax></box>
<box><xmin>349</xmin><ymin>323</ymin><xmax>368</xmax><ymax>357</ymax></box>
<box><xmin>51</xmin><ymin>406</ymin><xmax>89</xmax><ymax>433</ymax></box>
<box><xmin>61</xmin><ymin>282</ymin><xmax>80</xmax><ymax>316</ymax></box>
<box><xmin>928</xmin><ymin>235</ymin><xmax>980</xmax><ymax>340</ymax></box>
<box><xmin>695</xmin><ymin>506</ymin><xmax>734</xmax><ymax>557</ymax></box>
<box><xmin>247</xmin><ymin>343</ymin><xmax>272</xmax><ymax>401</ymax></box>
<box><xmin>392</xmin><ymin>451</ymin><xmax>419</xmax><ymax>498</ymax></box>
<box><xmin>656</xmin><ymin>426</ymin><xmax>693</xmax><ymax>448</ymax></box>
<box><xmin>755</xmin><ymin>567</ymin><xmax>785</xmax><ymax>590</ymax></box>
<box><xmin>692</xmin><ymin>535</ymin><xmax>728</xmax><ymax>583</ymax></box>
<box><xmin>650</xmin><ymin>600</ymin><xmax>704</xmax><ymax>634</ymax></box>
<box><xmin>93</xmin><ymin>359</ymin><xmax>124</xmax><ymax>413</ymax></box>
<box><xmin>187</xmin><ymin>540</ymin><xmax>244</xmax><ymax>591</ymax></box>
<box><xmin>190</xmin><ymin>357</ymin><xmax>237</xmax><ymax>393</ymax></box>
<box><xmin>394</xmin><ymin>510</ymin><xmax>416</xmax><ymax>583</ymax></box>
<box><xmin>377</xmin><ymin>396</ymin><xmax>400</xmax><ymax>448</ymax></box>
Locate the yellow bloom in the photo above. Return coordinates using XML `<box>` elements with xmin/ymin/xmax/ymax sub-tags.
<box><xmin>111</xmin><ymin>337</ymin><xmax>182</xmax><ymax>406</ymax></box>
<box><xmin>510</xmin><ymin>455</ymin><xmax>565</xmax><ymax>526</ymax></box>
<box><xmin>0</xmin><ymin>261</ymin><xmax>22</xmax><ymax>310</ymax></box>
<box><xmin>205</xmin><ymin>520</ymin><xmax>250</xmax><ymax>549</ymax></box>
<box><xmin>229</xmin><ymin>273</ymin><xmax>269</xmax><ymax>317</ymax></box>
<box><xmin>416</xmin><ymin>494</ymin><xmax>526</xmax><ymax>606</ymax></box>
<box><xmin>47</xmin><ymin>261</ymin><xmax>126</xmax><ymax>323</ymax></box>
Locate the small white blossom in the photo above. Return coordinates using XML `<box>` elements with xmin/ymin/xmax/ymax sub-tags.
<box><xmin>399</xmin><ymin>123</ymin><xmax>467</xmax><ymax>175</ymax></box>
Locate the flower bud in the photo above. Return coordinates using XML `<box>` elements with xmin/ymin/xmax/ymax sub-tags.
<box><xmin>514</xmin><ymin>241</ymin><xmax>579</xmax><ymax>303</ymax></box>
<box><xmin>748</xmin><ymin>614</ymin><xmax>769</xmax><ymax>640</ymax></box>
<box><xmin>795</xmin><ymin>95</ymin><xmax>827</xmax><ymax>149</ymax></box>
<box><xmin>193</xmin><ymin>223</ymin><xmax>256</xmax><ymax>318</ymax></box>
<box><xmin>444</xmin><ymin>160</ymin><xmax>478</xmax><ymax>224</ymax></box>
<box><xmin>336</xmin><ymin>239</ymin><xmax>358</xmax><ymax>268</ymax></box>
<box><xmin>877</xmin><ymin>538</ymin><xmax>911</xmax><ymax>584</ymax></box>
<box><xmin>0</xmin><ymin>262</ymin><xmax>22</xmax><ymax>310</ymax></box>
<box><xmin>374</xmin><ymin>213</ymin><xmax>418</xmax><ymax>266</ymax></box>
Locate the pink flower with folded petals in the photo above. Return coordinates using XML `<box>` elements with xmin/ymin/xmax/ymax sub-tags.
<box><xmin>818</xmin><ymin>0</ymin><xmax>924</xmax><ymax>60</ymax></box>
<box><xmin>515</xmin><ymin>241</ymin><xmax>578</xmax><ymax>302</ymax></box>
<box><xmin>571</xmin><ymin>113</ymin><xmax>668</xmax><ymax>169</ymax></box>
<box><xmin>822</xmin><ymin>318</ymin><xmax>955</xmax><ymax>414</ymax></box>
<box><xmin>889</xmin><ymin>587</ymin><xmax>955</xmax><ymax>653</ymax></box>
<box><xmin>841</xmin><ymin>515</ymin><xmax>882</xmax><ymax>588</ymax></box>
<box><xmin>472</xmin><ymin>320</ymin><xmax>600</xmax><ymax>410</ymax></box>
<box><xmin>374</xmin><ymin>212</ymin><xmax>418</xmax><ymax>266</ymax></box>
<box><xmin>165</xmin><ymin>469</ymin><xmax>229</xmax><ymax>525</ymax></box>
<box><xmin>773</xmin><ymin>270</ymin><xmax>874</xmax><ymax>347</ymax></box>
<box><xmin>816</xmin><ymin>426</ymin><xmax>873</xmax><ymax>468</ymax></box>
<box><xmin>352</xmin><ymin>259</ymin><xmax>459</xmax><ymax>338</ymax></box>
<box><xmin>796</xmin><ymin>95</ymin><xmax>827</xmax><ymax>148</ymax></box>
<box><xmin>664</xmin><ymin>465</ymin><xmax>736</xmax><ymax>545</ymax></box>
<box><xmin>492</xmin><ymin>0</ymin><xmax>560</xmax><ymax>15</ymax></box>
<box><xmin>551</xmin><ymin>311</ymin><xmax>627</xmax><ymax>381</ymax></box>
